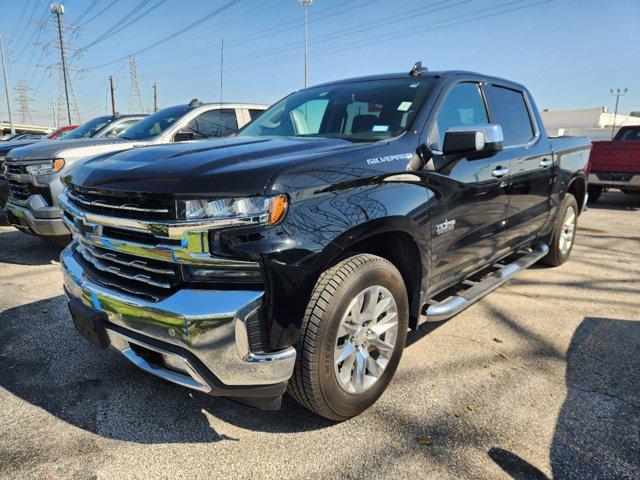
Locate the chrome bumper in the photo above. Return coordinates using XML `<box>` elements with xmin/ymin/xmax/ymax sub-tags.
<box><xmin>61</xmin><ymin>245</ymin><xmax>296</xmax><ymax>392</ymax></box>
<box><xmin>588</xmin><ymin>173</ymin><xmax>640</xmax><ymax>188</ymax></box>
<box><xmin>5</xmin><ymin>197</ymin><xmax>68</xmax><ymax>237</ymax></box>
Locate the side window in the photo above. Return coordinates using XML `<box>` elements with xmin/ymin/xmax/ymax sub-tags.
<box><xmin>185</xmin><ymin>109</ymin><xmax>238</xmax><ymax>138</ymax></box>
<box><xmin>428</xmin><ymin>82</ymin><xmax>489</xmax><ymax>150</ymax></box>
<box><xmin>104</xmin><ymin>119</ymin><xmax>139</xmax><ymax>137</ymax></box>
<box><xmin>249</xmin><ymin>109</ymin><xmax>264</xmax><ymax>121</ymax></box>
<box><xmin>487</xmin><ymin>85</ymin><xmax>535</xmax><ymax>146</ymax></box>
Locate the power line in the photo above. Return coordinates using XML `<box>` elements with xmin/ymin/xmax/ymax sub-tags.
<box><xmin>80</xmin><ymin>0</ymin><xmax>153</xmax><ymax>50</ymax></box>
<box><xmin>84</xmin><ymin>0</ymin><xmax>242</xmax><ymax>70</ymax></box>
<box><xmin>79</xmin><ymin>0</ymin><xmax>121</xmax><ymax>27</ymax></box>
<box><xmin>10</xmin><ymin>0</ymin><xmax>45</xmax><ymax>57</ymax></box>
<box><xmin>82</xmin><ymin>0</ymin><xmax>167</xmax><ymax>50</ymax></box>
<box><xmin>72</xmin><ymin>0</ymin><xmax>101</xmax><ymax>24</ymax></box>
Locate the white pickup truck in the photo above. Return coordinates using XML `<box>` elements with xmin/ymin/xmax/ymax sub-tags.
<box><xmin>3</xmin><ymin>101</ymin><xmax>268</xmax><ymax>242</ymax></box>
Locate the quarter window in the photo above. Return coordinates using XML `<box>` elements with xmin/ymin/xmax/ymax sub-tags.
<box><xmin>185</xmin><ymin>109</ymin><xmax>238</xmax><ymax>138</ymax></box>
<box><xmin>428</xmin><ymin>82</ymin><xmax>489</xmax><ymax>150</ymax></box>
<box><xmin>487</xmin><ymin>85</ymin><xmax>535</xmax><ymax>146</ymax></box>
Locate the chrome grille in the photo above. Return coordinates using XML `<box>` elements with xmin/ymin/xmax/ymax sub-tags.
<box><xmin>6</xmin><ymin>163</ymin><xmax>27</xmax><ymax>175</ymax></box>
<box><xmin>73</xmin><ymin>241</ymin><xmax>181</xmax><ymax>299</ymax></box>
<box><xmin>66</xmin><ymin>186</ymin><xmax>175</xmax><ymax>220</ymax></box>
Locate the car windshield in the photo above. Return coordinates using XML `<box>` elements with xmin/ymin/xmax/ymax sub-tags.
<box><xmin>118</xmin><ymin>105</ymin><xmax>191</xmax><ymax>140</ymax></box>
<box><xmin>238</xmin><ymin>77</ymin><xmax>435</xmax><ymax>142</ymax></box>
<box><xmin>63</xmin><ymin>116</ymin><xmax>114</xmax><ymax>139</ymax></box>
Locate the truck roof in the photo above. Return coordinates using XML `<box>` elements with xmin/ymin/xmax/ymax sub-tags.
<box><xmin>311</xmin><ymin>70</ymin><xmax>528</xmax><ymax>92</ymax></box>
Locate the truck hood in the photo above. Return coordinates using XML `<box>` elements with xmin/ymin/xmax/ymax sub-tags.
<box><xmin>6</xmin><ymin>137</ymin><xmax>134</xmax><ymax>161</ymax></box>
<box><xmin>0</xmin><ymin>139</ymin><xmax>43</xmax><ymax>157</ymax></box>
<box><xmin>64</xmin><ymin>136</ymin><xmax>380</xmax><ymax>197</ymax></box>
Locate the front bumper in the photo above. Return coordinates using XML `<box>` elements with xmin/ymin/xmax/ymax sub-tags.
<box><xmin>4</xmin><ymin>197</ymin><xmax>68</xmax><ymax>237</ymax></box>
<box><xmin>61</xmin><ymin>245</ymin><xmax>296</xmax><ymax>399</ymax></box>
<box><xmin>588</xmin><ymin>172</ymin><xmax>640</xmax><ymax>189</ymax></box>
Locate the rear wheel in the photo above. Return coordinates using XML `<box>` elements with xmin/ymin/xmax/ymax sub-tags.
<box><xmin>587</xmin><ymin>185</ymin><xmax>602</xmax><ymax>203</ymax></box>
<box><xmin>288</xmin><ymin>254</ymin><xmax>408</xmax><ymax>421</ymax></box>
<box><xmin>542</xmin><ymin>194</ymin><xmax>578</xmax><ymax>267</ymax></box>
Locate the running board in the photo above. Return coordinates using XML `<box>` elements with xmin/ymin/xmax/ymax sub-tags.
<box><xmin>423</xmin><ymin>243</ymin><xmax>549</xmax><ymax>322</ymax></box>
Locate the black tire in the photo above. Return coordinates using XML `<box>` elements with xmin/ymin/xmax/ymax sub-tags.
<box><xmin>621</xmin><ymin>189</ymin><xmax>639</xmax><ymax>196</ymax></box>
<box><xmin>288</xmin><ymin>254</ymin><xmax>409</xmax><ymax>421</ymax></box>
<box><xmin>542</xmin><ymin>194</ymin><xmax>578</xmax><ymax>267</ymax></box>
<box><xmin>588</xmin><ymin>185</ymin><xmax>602</xmax><ymax>203</ymax></box>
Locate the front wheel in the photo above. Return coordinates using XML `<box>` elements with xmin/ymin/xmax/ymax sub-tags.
<box><xmin>542</xmin><ymin>194</ymin><xmax>578</xmax><ymax>267</ymax></box>
<box><xmin>288</xmin><ymin>254</ymin><xmax>409</xmax><ymax>421</ymax></box>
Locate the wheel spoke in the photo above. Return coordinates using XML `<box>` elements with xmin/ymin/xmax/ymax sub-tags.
<box><xmin>370</xmin><ymin>312</ymin><xmax>398</xmax><ymax>336</ymax></box>
<box><xmin>353</xmin><ymin>350</ymin><xmax>367</xmax><ymax>391</ymax></box>
<box><xmin>362</xmin><ymin>286</ymin><xmax>380</xmax><ymax>319</ymax></box>
<box><xmin>338</xmin><ymin>352</ymin><xmax>357</xmax><ymax>386</ymax></box>
<box><xmin>335</xmin><ymin>341</ymin><xmax>356</xmax><ymax>365</ymax></box>
<box><xmin>337</xmin><ymin>321</ymin><xmax>359</xmax><ymax>338</ymax></box>
<box><xmin>365</xmin><ymin>354</ymin><xmax>383</xmax><ymax>378</ymax></box>
<box><xmin>350</xmin><ymin>294</ymin><xmax>365</xmax><ymax>325</ymax></box>
<box><xmin>373</xmin><ymin>295</ymin><xmax>392</xmax><ymax>320</ymax></box>
<box><xmin>369</xmin><ymin>336</ymin><xmax>394</xmax><ymax>354</ymax></box>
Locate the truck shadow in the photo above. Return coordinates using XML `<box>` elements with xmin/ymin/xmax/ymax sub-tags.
<box><xmin>489</xmin><ymin>316</ymin><xmax>640</xmax><ymax>479</ymax></box>
<box><xmin>0</xmin><ymin>296</ymin><xmax>331</xmax><ymax>445</ymax></box>
<box><xmin>0</xmin><ymin>227</ymin><xmax>64</xmax><ymax>266</ymax></box>
<box><xmin>587</xmin><ymin>190</ymin><xmax>640</xmax><ymax>211</ymax></box>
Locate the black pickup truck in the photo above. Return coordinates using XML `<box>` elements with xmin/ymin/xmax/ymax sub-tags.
<box><xmin>59</xmin><ymin>65</ymin><xmax>590</xmax><ymax>420</ymax></box>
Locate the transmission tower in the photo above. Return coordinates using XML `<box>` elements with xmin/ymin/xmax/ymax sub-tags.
<box><xmin>37</xmin><ymin>4</ymin><xmax>82</xmax><ymax>126</ymax></box>
<box><xmin>14</xmin><ymin>80</ymin><xmax>34</xmax><ymax>124</ymax></box>
<box><xmin>128</xmin><ymin>55</ymin><xmax>144</xmax><ymax>113</ymax></box>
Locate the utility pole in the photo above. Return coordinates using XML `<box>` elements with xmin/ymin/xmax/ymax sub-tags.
<box><xmin>298</xmin><ymin>0</ymin><xmax>313</xmax><ymax>88</ymax></box>
<box><xmin>610</xmin><ymin>87</ymin><xmax>629</xmax><ymax>139</ymax></box>
<box><xmin>128</xmin><ymin>55</ymin><xmax>144</xmax><ymax>113</ymax></box>
<box><xmin>108</xmin><ymin>75</ymin><xmax>116</xmax><ymax>115</ymax></box>
<box><xmin>152</xmin><ymin>82</ymin><xmax>157</xmax><ymax>112</ymax></box>
<box><xmin>220</xmin><ymin>38</ymin><xmax>223</xmax><ymax>105</ymax></box>
<box><xmin>52</xmin><ymin>100</ymin><xmax>57</xmax><ymax>129</ymax></box>
<box><xmin>0</xmin><ymin>33</ymin><xmax>15</xmax><ymax>134</ymax></box>
<box><xmin>51</xmin><ymin>4</ymin><xmax>72</xmax><ymax>125</ymax></box>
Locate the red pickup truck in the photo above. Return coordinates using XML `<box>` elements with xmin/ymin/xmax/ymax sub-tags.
<box><xmin>588</xmin><ymin>125</ymin><xmax>640</xmax><ymax>202</ymax></box>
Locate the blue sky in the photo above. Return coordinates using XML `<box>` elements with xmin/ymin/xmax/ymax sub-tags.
<box><xmin>1</xmin><ymin>0</ymin><xmax>639</xmax><ymax>126</ymax></box>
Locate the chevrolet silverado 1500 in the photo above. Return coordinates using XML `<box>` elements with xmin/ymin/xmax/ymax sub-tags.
<box><xmin>588</xmin><ymin>125</ymin><xmax>640</xmax><ymax>201</ymax></box>
<box><xmin>59</xmin><ymin>66</ymin><xmax>590</xmax><ymax>420</ymax></box>
<box><xmin>3</xmin><ymin>102</ymin><xmax>266</xmax><ymax>242</ymax></box>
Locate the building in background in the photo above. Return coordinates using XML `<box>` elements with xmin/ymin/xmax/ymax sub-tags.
<box><xmin>541</xmin><ymin>107</ymin><xmax>640</xmax><ymax>141</ymax></box>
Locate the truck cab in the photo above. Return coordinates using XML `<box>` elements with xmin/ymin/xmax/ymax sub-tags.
<box><xmin>58</xmin><ymin>67</ymin><xmax>590</xmax><ymax>420</ymax></box>
<box><xmin>3</xmin><ymin>102</ymin><xmax>267</xmax><ymax>242</ymax></box>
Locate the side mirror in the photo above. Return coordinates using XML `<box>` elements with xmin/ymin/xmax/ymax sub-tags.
<box><xmin>442</xmin><ymin>124</ymin><xmax>503</xmax><ymax>156</ymax></box>
<box><xmin>173</xmin><ymin>130</ymin><xmax>196</xmax><ymax>142</ymax></box>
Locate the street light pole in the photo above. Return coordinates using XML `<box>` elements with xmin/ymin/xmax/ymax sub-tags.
<box><xmin>0</xmin><ymin>33</ymin><xmax>15</xmax><ymax>134</ymax></box>
<box><xmin>610</xmin><ymin>87</ymin><xmax>628</xmax><ymax>139</ymax></box>
<box><xmin>298</xmin><ymin>0</ymin><xmax>313</xmax><ymax>88</ymax></box>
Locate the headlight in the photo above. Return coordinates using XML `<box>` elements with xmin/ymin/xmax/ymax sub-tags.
<box><xmin>177</xmin><ymin>194</ymin><xmax>288</xmax><ymax>226</ymax></box>
<box><xmin>26</xmin><ymin>158</ymin><xmax>65</xmax><ymax>175</ymax></box>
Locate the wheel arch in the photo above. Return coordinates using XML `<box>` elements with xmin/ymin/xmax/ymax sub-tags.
<box><xmin>567</xmin><ymin>174</ymin><xmax>587</xmax><ymax>214</ymax></box>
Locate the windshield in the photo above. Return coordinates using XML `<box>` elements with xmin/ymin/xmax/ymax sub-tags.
<box><xmin>64</xmin><ymin>116</ymin><xmax>114</xmax><ymax>139</ymax></box>
<box><xmin>238</xmin><ymin>78</ymin><xmax>435</xmax><ymax>142</ymax></box>
<box><xmin>118</xmin><ymin>105</ymin><xmax>190</xmax><ymax>140</ymax></box>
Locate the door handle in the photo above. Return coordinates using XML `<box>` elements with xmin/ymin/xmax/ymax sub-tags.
<box><xmin>491</xmin><ymin>167</ymin><xmax>510</xmax><ymax>178</ymax></box>
<box><xmin>539</xmin><ymin>158</ymin><xmax>553</xmax><ymax>168</ymax></box>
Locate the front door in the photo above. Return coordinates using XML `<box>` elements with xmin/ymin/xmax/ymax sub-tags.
<box><xmin>425</xmin><ymin>81</ymin><xmax>510</xmax><ymax>292</ymax></box>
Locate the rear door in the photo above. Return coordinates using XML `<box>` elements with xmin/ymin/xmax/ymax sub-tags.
<box><xmin>484</xmin><ymin>84</ymin><xmax>552</xmax><ymax>248</ymax></box>
<box><xmin>426</xmin><ymin>80</ymin><xmax>510</xmax><ymax>291</ymax></box>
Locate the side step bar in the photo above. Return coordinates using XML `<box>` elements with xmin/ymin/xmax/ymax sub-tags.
<box><xmin>424</xmin><ymin>243</ymin><xmax>549</xmax><ymax>322</ymax></box>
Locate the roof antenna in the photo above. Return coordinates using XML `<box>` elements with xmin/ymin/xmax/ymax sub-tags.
<box><xmin>410</xmin><ymin>61</ymin><xmax>427</xmax><ymax>77</ymax></box>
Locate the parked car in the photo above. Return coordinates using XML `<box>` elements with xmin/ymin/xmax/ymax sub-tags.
<box><xmin>3</xmin><ymin>103</ymin><xmax>266</xmax><ymax>241</ymax></box>
<box><xmin>58</xmin><ymin>66</ymin><xmax>589</xmax><ymax>420</ymax></box>
<box><xmin>587</xmin><ymin>125</ymin><xmax>640</xmax><ymax>201</ymax></box>
<box><xmin>0</xmin><ymin>115</ymin><xmax>144</xmax><ymax>207</ymax></box>
<box><xmin>47</xmin><ymin>125</ymin><xmax>78</xmax><ymax>140</ymax></box>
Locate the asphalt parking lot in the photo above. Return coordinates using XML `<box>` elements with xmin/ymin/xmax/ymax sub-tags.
<box><xmin>0</xmin><ymin>190</ymin><xmax>639</xmax><ymax>480</ymax></box>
